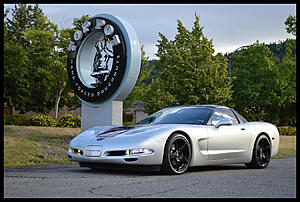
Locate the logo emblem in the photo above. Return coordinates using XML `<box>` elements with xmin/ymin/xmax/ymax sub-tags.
<box><xmin>67</xmin><ymin>16</ymin><xmax>126</xmax><ymax>104</ymax></box>
<box><xmin>91</xmin><ymin>37</ymin><xmax>114</xmax><ymax>87</ymax></box>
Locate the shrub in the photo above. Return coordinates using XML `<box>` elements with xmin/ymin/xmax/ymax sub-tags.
<box><xmin>57</xmin><ymin>114</ymin><xmax>81</xmax><ymax>128</ymax></box>
<box><xmin>4</xmin><ymin>114</ymin><xmax>31</xmax><ymax>126</ymax></box>
<box><xmin>123</xmin><ymin>122</ymin><xmax>134</xmax><ymax>126</ymax></box>
<box><xmin>278</xmin><ymin>126</ymin><xmax>296</xmax><ymax>136</ymax></box>
<box><xmin>123</xmin><ymin>112</ymin><xmax>133</xmax><ymax>123</ymax></box>
<box><xmin>31</xmin><ymin>114</ymin><xmax>58</xmax><ymax>127</ymax></box>
<box><xmin>4</xmin><ymin>115</ymin><xmax>14</xmax><ymax>125</ymax></box>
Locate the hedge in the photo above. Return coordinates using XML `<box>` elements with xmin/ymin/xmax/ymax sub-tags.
<box><xmin>4</xmin><ymin>114</ymin><xmax>81</xmax><ymax>128</ymax></box>
<box><xmin>278</xmin><ymin>126</ymin><xmax>296</xmax><ymax>136</ymax></box>
<box><xmin>4</xmin><ymin>114</ymin><xmax>31</xmax><ymax>126</ymax></box>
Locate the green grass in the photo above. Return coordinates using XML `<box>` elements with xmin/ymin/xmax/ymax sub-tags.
<box><xmin>4</xmin><ymin>125</ymin><xmax>296</xmax><ymax>168</ymax></box>
<box><xmin>273</xmin><ymin>136</ymin><xmax>296</xmax><ymax>159</ymax></box>
<box><xmin>4</xmin><ymin>125</ymin><xmax>80</xmax><ymax>168</ymax></box>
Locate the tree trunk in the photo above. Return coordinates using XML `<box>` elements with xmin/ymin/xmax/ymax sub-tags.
<box><xmin>54</xmin><ymin>94</ymin><xmax>61</xmax><ymax>120</ymax></box>
<box><xmin>54</xmin><ymin>85</ymin><xmax>65</xmax><ymax>120</ymax></box>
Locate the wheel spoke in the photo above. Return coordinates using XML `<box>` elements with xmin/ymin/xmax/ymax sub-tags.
<box><xmin>260</xmin><ymin>139</ymin><xmax>265</xmax><ymax>147</ymax></box>
<box><xmin>258</xmin><ymin>151</ymin><xmax>262</xmax><ymax>162</ymax></box>
<box><xmin>171</xmin><ymin>160</ymin><xmax>177</xmax><ymax>168</ymax></box>
<box><xmin>264</xmin><ymin>152</ymin><xmax>270</xmax><ymax>160</ymax></box>
<box><xmin>182</xmin><ymin>155</ymin><xmax>189</xmax><ymax>163</ymax></box>
<box><xmin>178</xmin><ymin>142</ymin><xmax>187</xmax><ymax>151</ymax></box>
<box><xmin>176</xmin><ymin>160</ymin><xmax>181</xmax><ymax>170</ymax></box>
<box><xmin>171</xmin><ymin>144</ymin><xmax>176</xmax><ymax>151</ymax></box>
<box><xmin>169</xmin><ymin>152</ymin><xmax>176</xmax><ymax>159</ymax></box>
<box><xmin>174</xmin><ymin>140</ymin><xmax>179</xmax><ymax>150</ymax></box>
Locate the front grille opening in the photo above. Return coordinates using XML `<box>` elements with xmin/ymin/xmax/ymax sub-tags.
<box><xmin>124</xmin><ymin>158</ymin><xmax>138</xmax><ymax>162</ymax></box>
<box><xmin>106</xmin><ymin>150</ymin><xmax>128</xmax><ymax>156</ymax></box>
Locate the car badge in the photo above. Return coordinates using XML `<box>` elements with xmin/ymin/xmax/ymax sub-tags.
<box><xmin>97</xmin><ymin>137</ymin><xmax>105</xmax><ymax>141</ymax></box>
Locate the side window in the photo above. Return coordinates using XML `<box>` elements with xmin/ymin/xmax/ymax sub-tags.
<box><xmin>210</xmin><ymin>108</ymin><xmax>239</xmax><ymax>126</ymax></box>
<box><xmin>232</xmin><ymin>109</ymin><xmax>248</xmax><ymax>123</ymax></box>
<box><xmin>210</xmin><ymin>109</ymin><xmax>223</xmax><ymax>125</ymax></box>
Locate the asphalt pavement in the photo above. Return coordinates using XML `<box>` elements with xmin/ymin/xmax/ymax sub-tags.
<box><xmin>4</xmin><ymin>157</ymin><xmax>296</xmax><ymax>198</ymax></box>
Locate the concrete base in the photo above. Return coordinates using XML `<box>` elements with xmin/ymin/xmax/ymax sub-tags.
<box><xmin>81</xmin><ymin>101</ymin><xmax>123</xmax><ymax>131</ymax></box>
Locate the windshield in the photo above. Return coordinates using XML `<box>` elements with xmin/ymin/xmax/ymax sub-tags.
<box><xmin>137</xmin><ymin>107</ymin><xmax>214</xmax><ymax>125</ymax></box>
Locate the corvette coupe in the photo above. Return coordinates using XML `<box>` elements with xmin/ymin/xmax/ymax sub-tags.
<box><xmin>68</xmin><ymin>105</ymin><xmax>279</xmax><ymax>174</ymax></box>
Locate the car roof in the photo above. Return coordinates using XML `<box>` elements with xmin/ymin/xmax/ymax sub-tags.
<box><xmin>196</xmin><ymin>104</ymin><xmax>229</xmax><ymax>109</ymax></box>
<box><xmin>167</xmin><ymin>104</ymin><xmax>230</xmax><ymax>110</ymax></box>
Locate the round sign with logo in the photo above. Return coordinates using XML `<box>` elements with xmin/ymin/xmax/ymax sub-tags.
<box><xmin>67</xmin><ymin>14</ymin><xmax>141</xmax><ymax>107</ymax></box>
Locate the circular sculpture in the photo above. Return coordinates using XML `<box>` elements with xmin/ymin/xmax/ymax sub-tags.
<box><xmin>67</xmin><ymin>14</ymin><xmax>141</xmax><ymax>107</ymax></box>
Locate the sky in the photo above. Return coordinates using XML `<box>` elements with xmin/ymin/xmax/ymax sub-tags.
<box><xmin>4</xmin><ymin>4</ymin><xmax>296</xmax><ymax>60</ymax></box>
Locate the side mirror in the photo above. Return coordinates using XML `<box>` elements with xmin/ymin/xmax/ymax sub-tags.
<box><xmin>215</xmin><ymin>118</ymin><xmax>233</xmax><ymax>128</ymax></box>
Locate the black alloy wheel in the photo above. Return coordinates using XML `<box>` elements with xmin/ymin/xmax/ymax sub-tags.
<box><xmin>162</xmin><ymin>133</ymin><xmax>191</xmax><ymax>174</ymax></box>
<box><xmin>245</xmin><ymin>134</ymin><xmax>271</xmax><ymax>169</ymax></box>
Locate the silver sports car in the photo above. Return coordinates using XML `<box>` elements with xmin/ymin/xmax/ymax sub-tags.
<box><xmin>68</xmin><ymin>105</ymin><xmax>279</xmax><ymax>174</ymax></box>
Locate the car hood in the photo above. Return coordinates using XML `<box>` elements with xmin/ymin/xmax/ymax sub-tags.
<box><xmin>95</xmin><ymin>124</ymin><xmax>170</xmax><ymax>139</ymax></box>
<box><xmin>70</xmin><ymin>124</ymin><xmax>173</xmax><ymax>144</ymax></box>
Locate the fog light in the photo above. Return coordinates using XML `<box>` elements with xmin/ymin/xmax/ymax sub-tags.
<box><xmin>71</xmin><ymin>148</ymin><xmax>83</xmax><ymax>155</ymax></box>
<box><xmin>125</xmin><ymin>150</ymin><xmax>130</xmax><ymax>156</ymax></box>
<box><xmin>131</xmin><ymin>148</ymin><xmax>153</xmax><ymax>155</ymax></box>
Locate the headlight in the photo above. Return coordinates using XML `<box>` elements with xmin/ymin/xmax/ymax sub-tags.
<box><xmin>131</xmin><ymin>148</ymin><xmax>153</xmax><ymax>155</ymax></box>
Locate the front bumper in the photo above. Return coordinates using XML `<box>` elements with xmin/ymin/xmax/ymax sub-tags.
<box><xmin>67</xmin><ymin>147</ymin><xmax>159</xmax><ymax>165</ymax></box>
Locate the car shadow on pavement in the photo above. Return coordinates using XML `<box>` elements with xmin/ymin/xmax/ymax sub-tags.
<box><xmin>187</xmin><ymin>164</ymin><xmax>247</xmax><ymax>173</ymax></box>
<box><xmin>72</xmin><ymin>166</ymin><xmax>162</xmax><ymax>176</ymax></box>
<box><xmin>69</xmin><ymin>163</ymin><xmax>248</xmax><ymax>176</ymax></box>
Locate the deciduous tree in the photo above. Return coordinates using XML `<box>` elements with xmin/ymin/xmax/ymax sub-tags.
<box><xmin>151</xmin><ymin>14</ymin><xmax>233</xmax><ymax>113</ymax></box>
<box><xmin>230</xmin><ymin>42</ymin><xmax>278</xmax><ymax>122</ymax></box>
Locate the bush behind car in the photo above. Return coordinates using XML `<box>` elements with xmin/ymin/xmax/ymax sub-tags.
<box><xmin>4</xmin><ymin>114</ymin><xmax>81</xmax><ymax>128</ymax></box>
<box><xmin>278</xmin><ymin>126</ymin><xmax>296</xmax><ymax>136</ymax></box>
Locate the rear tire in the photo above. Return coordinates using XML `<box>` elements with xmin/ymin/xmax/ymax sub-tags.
<box><xmin>161</xmin><ymin>133</ymin><xmax>191</xmax><ymax>175</ymax></box>
<box><xmin>245</xmin><ymin>134</ymin><xmax>271</xmax><ymax>169</ymax></box>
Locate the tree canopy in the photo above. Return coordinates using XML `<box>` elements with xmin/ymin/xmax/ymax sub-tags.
<box><xmin>230</xmin><ymin>40</ymin><xmax>296</xmax><ymax>125</ymax></box>
<box><xmin>4</xmin><ymin>4</ymin><xmax>86</xmax><ymax>118</ymax></box>
<box><xmin>285</xmin><ymin>14</ymin><xmax>296</xmax><ymax>36</ymax></box>
<box><xmin>143</xmin><ymin>14</ymin><xmax>233</xmax><ymax>114</ymax></box>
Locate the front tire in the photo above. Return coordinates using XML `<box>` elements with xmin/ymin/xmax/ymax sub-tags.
<box><xmin>161</xmin><ymin>133</ymin><xmax>191</xmax><ymax>175</ymax></box>
<box><xmin>245</xmin><ymin>134</ymin><xmax>271</xmax><ymax>169</ymax></box>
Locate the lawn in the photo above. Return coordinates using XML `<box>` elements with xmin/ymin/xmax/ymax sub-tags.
<box><xmin>4</xmin><ymin>125</ymin><xmax>80</xmax><ymax>168</ymax></box>
<box><xmin>273</xmin><ymin>135</ymin><xmax>296</xmax><ymax>159</ymax></box>
<box><xmin>4</xmin><ymin>125</ymin><xmax>296</xmax><ymax>168</ymax></box>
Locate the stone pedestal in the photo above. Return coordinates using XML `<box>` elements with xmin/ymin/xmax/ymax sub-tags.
<box><xmin>81</xmin><ymin>101</ymin><xmax>123</xmax><ymax>131</ymax></box>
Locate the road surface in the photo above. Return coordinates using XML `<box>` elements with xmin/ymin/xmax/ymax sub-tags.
<box><xmin>4</xmin><ymin>157</ymin><xmax>296</xmax><ymax>198</ymax></box>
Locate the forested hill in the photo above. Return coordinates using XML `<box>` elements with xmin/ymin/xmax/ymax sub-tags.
<box><xmin>147</xmin><ymin>39</ymin><xmax>296</xmax><ymax>69</ymax></box>
<box><xmin>144</xmin><ymin>39</ymin><xmax>296</xmax><ymax>83</ymax></box>
<box><xmin>224</xmin><ymin>39</ymin><xmax>296</xmax><ymax>61</ymax></box>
